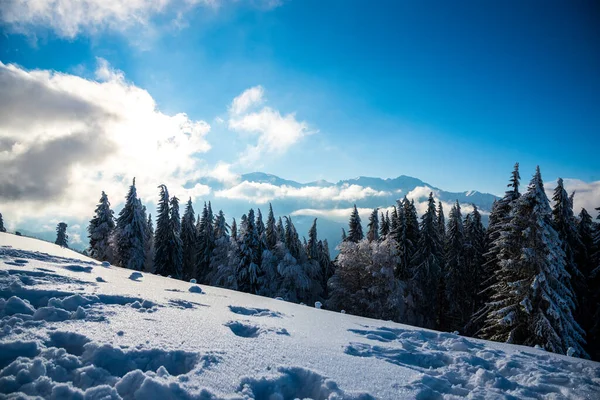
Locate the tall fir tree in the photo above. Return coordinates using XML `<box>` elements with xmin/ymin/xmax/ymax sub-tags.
<box><xmin>437</xmin><ymin>201</ymin><xmax>446</xmax><ymax>243</ymax></box>
<box><xmin>144</xmin><ymin>213</ymin><xmax>154</xmax><ymax>272</ymax></box>
<box><xmin>307</xmin><ymin>219</ymin><xmax>319</xmax><ymax>260</ymax></box>
<box><xmin>480</xmin><ymin>167</ymin><xmax>587</xmax><ymax>357</ymax></box>
<box><xmin>266</xmin><ymin>203</ymin><xmax>277</xmax><ymax>250</ymax></box>
<box><xmin>114</xmin><ymin>179</ymin><xmax>146</xmax><ymax>271</ymax></box>
<box><xmin>196</xmin><ymin>202</ymin><xmax>215</xmax><ymax>283</ymax></box>
<box><xmin>409</xmin><ymin>193</ymin><xmax>443</xmax><ymax>329</ymax></box>
<box><xmin>88</xmin><ymin>191</ymin><xmax>115</xmax><ymax>263</ymax></box>
<box><xmin>347</xmin><ymin>205</ymin><xmax>364</xmax><ymax>243</ymax></box>
<box><xmin>463</xmin><ymin>205</ymin><xmax>486</xmax><ymax>333</ymax></box>
<box><xmin>367</xmin><ymin>209</ymin><xmax>379</xmax><ymax>243</ymax></box>
<box><xmin>0</xmin><ymin>212</ymin><xmax>6</xmax><ymax>233</ymax></box>
<box><xmin>444</xmin><ymin>201</ymin><xmax>469</xmax><ymax>332</ymax></box>
<box><xmin>231</xmin><ymin>218</ymin><xmax>237</xmax><ymax>242</ymax></box>
<box><xmin>238</xmin><ymin>209</ymin><xmax>261</xmax><ymax>294</ymax></box>
<box><xmin>168</xmin><ymin>196</ymin><xmax>184</xmax><ymax>279</ymax></box>
<box><xmin>55</xmin><ymin>222</ymin><xmax>69</xmax><ymax>248</ymax></box>
<box><xmin>181</xmin><ymin>198</ymin><xmax>197</xmax><ymax>281</ymax></box>
<box><xmin>379</xmin><ymin>211</ymin><xmax>390</xmax><ymax>238</ymax></box>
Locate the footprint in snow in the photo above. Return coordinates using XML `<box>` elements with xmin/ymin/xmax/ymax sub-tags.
<box><xmin>228</xmin><ymin>305</ymin><xmax>283</xmax><ymax>318</ymax></box>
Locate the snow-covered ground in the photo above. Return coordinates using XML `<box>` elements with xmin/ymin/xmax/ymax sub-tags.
<box><xmin>1</xmin><ymin>233</ymin><xmax>599</xmax><ymax>399</ymax></box>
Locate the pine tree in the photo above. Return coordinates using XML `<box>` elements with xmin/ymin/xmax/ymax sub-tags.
<box><xmin>463</xmin><ymin>205</ymin><xmax>486</xmax><ymax>333</ymax></box>
<box><xmin>55</xmin><ymin>222</ymin><xmax>69</xmax><ymax>248</ymax></box>
<box><xmin>231</xmin><ymin>218</ymin><xmax>238</xmax><ymax>242</ymax></box>
<box><xmin>307</xmin><ymin>219</ymin><xmax>319</xmax><ymax>260</ymax></box>
<box><xmin>341</xmin><ymin>228</ymin><xmax>347</xmax><ymax>242</ymax></box>
<box><xmin>196</xmin><ymin>202</ymin><xmax>215</xmax><ymax>283</ymax></box>
<box><xmin>168</xmin><ymin>196</ymin><xmax>184</xmax><ymax>279</ymax></box>
<box><xmin>409</xmin><ymin>192</ymin><xmax>443</xmax><ymax>329</ymax></box>
<box><xmin>480</xmin><ymin>167</ymin><xmax>587</xmax><ymax>357</ymax></box>
<box><xmin>347</xmin><ymin>205</ymin><xmax>364</xmax><ymax>243</ymax></box>
<box><xmin>266</xmin><ymin>203</ymin><xmax>277</xmax><ymax>250</ymax></box>
<box><xmin>276</xmin><ymin>217</ymin><xmax>285</xmax><ymax>243</ymax></box>
<box><xmin>471</xmin><ymin>163</ymin><xmax>521</xmax><ymax>331</ymax></box>
<box><xmin>144</xmin><ymin>213</ymin><xmax>154</xmax><ymax>272</ymax></box>
<box><xmin>0</xmin><ymin>213</ymin><xmax>7</xmax><ymax>233</ymax></box>
<box><xmin>444</xmin><ymin>201</ymin><xmax>468</xmax><ymax>332</ymax></box>
<box><xmin>238</xmin><ymin>209</ymin><xmax>261</xmax><ymax>294</ymax></box>
<box><xmin>318</xmin><ymin>239</ymin><xmax>334</xmax><ymax>298</ymax></box>
<box><xmin>379</xmin><ymin>211</ymin><xmax>390</xmax><ymax>238</ymax></box>
<box><xmin>114</xmin><ymin>179</ymin><xmax>146</xmax><ymax>271</ymax></box>
<box><xmin>88</xmin><ymin>191</ymin><xmax>115</xmax><ymax>263</ymax></box>
<box><xmin>181</xmin><ymin>198</ymin><xmax>196</xmax><ymax>281</ymax></box>
<box><xmin>367</xmin><ymin>209</ymin><xmax>379</xmax><ymax>243</ymax></box>
<box><xmin>437</xmin><ymin>201</ymin><xmax>446</xmax><ymax>243</ymax></box>
<box><xmin>213</xmin><ymin>210</ymin><xmax>229</xmax><ymax>239</ymax></box>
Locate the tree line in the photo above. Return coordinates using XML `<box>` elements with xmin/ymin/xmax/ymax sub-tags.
<box><xmin>82</xmin><ymin>164</ymin><xmax>599</xmax><ymax>360</ymax></box>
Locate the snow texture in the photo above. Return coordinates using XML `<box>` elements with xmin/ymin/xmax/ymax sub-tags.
<box><xmin>1</xmin><ymin>233</ymin><xmax>599</xmax><ymax>399</ymax></box>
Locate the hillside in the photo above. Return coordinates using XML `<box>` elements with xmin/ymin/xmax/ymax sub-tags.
<box><xmin>1</xmin><ymin>233</ymin><xmax>599</xmax><ymax>399</ymax></box>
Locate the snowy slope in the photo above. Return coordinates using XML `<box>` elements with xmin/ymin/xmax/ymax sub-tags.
<box><xmin>1</xmin><ymin>233</ymin><xmax>599</xmax><ymax>399</ymax></box>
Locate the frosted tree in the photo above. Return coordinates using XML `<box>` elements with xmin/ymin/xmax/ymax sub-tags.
<box><xmin>55</xmin><ymin>222</ymin><xmax>69</xmax><ymax>248</ymax></box>
<box><xmin>196</xmin><ymin>202</ymin><xmax>215</xmax><ymax>283</ymax></box>
<box><xmin>231</xmin><ymin>218</ymin><xmax>237</xmax><ymax>242</ymax></box>
<box><xmin>144</xmin><ymin>213</ymin><xmax>154</xmax><ymax>272</ymax></box>
<box><xmin>213</xmin><ymin>210</ymin><xmax>229</xmax><ymax>239</ymax></box>
<box><xmin>238</xmin><ymin>209</ymin><xmax>261</xmax><ymax>294</ymax></box>
<box><xmin>307</xmin><ymin>218</ymin><xmax>319</xmax><ymax>260</ymax></box>
<box><xmin>114</xmin><ymin>179</ymin><xmax>146</xmax><ymax>271</ymax></box>
<box><xmin>437</xmin><ymin>201</ymin><xmax>446</xmax><ymax>243</ymax></box>
<box><xmin>379</xmin><ymin>211</ymin><xmax>390</xmax><ymax>238</ymax></box>
<box><xmin>462</xmin><ymin>205</ymin><xmax>486</xmax><ymax>334</ymax></box>
<box><xmin>481</xmin><ymin>167</ymin><xmax>587</xmax><ymax>357</ymax></box>
<box><xmin>318</xmin><ymin>239</ymin><xmax>334</xmax><ymax>297</ymax></box>
<box><xmin>367</xmin><ymin>208</ymin><xmax>379</xmax><ymax>242</ymax></box>
<box><xmin>168</xmin><ymin>196</ymin><xmax>184</xmax><ymax>279</ymax></box>
<box><xmin>444</xmin><ymin>201</ymin><xmax>468</xmax><ymax>332</ymax></box>
<box><xmin>88</xmin><ymin>191</ymin><xmax>115</xmax><ymax>263</ymax></box>
<box><xmin>276</xmin><ymin>217</ymin><xmax>285</xmax><ymax>243</ymax></box>
<box><xmin>409</xmin><ymin>192</ymin><xmax>443</xmax><ymax>329</ymax></box>
<box><xmin>0</xmin><ymin>212</ymin><xmax>5</xmax><ymax>233</ymax></box>
<box><xmin>181</xmin><ymin>198</ymin><xmax>197</xmax><ymax>281</ymax></box>
<box><xmin>266</xmin><ymin>203</ymin><xmax>277</xmax><ymax>250</ymax></box>
<box><xmin>552</xmin><ymin>179</ymin><xmax>584</xmax><ymax>311</ymax></box>
<box><xmin>347</xmin><ymin>205</ymin><xmax>364</xmax><ymax>243</ymax></box>
<box><xmin>341</xmin><ymin>228</ymin><xmax>347</xmax><ymax>242</ymax></box>
<box><xmin>394</xmin><ymin>204</ymin><xmax>410</xmax><ymax>280</ymax></box>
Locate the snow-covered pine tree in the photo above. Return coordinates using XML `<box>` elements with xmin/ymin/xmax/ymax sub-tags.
<box><xmin>552</xmin><ymin>179</ymin><xmax>586</xmax><ymax>328</ymax></box>
<box><xmin>367</xmin><ymin>209</ymin><xmax>379</xmax><ymax>243</ymax></box>
<box><xmin>328</xmin><ymin>239</ymin><xmax>371</xmax><ymax>316</ymax></box>
<box><xmin>153</xmin><ymin>184</ymin><xmax>171</xmax><ymax>276</ymax></box>
<box><xmin>589</xmin><ymin>207</ymin><xmax>600</xmax><ymax>360</ymax></box>
<box><xmin>347</xmin><ymin>205</ymin><xmax>364</xmax><ymax>242</ymax></box>
<box><xmin>266</xmin><ymin>203</ymin><xmax>277</xmax><ymax>250</ymax></box>
<box><xmin>462</xmin><ymin>204</ymin><xmax>486</xmax><ymax>333</ymax></box>
<box><xmin>379</xmin><ymin>211</ymin><xmax>390</xmax><ymax>239</ymax></box>
<box><xmin>341</xmin><ymin>228</ymin><xmax>347</xmax><ymax>242</ymax></box>
<box><xmin>409</xmin><ymin>192</ymin><xmax>443</xmax><ymax>329</ymax></box>
<box><xmin>437</xmin><ymin>201</ymin><xmax>446</xmax><ymax>243</ymax></box>
<box><xmin>470</xmin><ymin>163</ymin><xmax>521</xmax><ymax>331</ymax></box>
<box><xmin>144</xmin><ymin>213</ymin><xmax>154</xmax><ymax>272</ymax></box>
<box><xmin>196</xmin><ymin>202</ymin><xmax>215</xmax><ymax>283</ymax></box>
<box><xmin>114</xmin><ymin>179</ymin><xmax>146</xmax><ymax>271</ymax></box>
<box><xmin>481</xmin><ymin>167</ymin><xmax>587</xmax><ymax>357</ymax></box>
<box><xmin>88</xmin><ymin>191</ymin><xmax>115</xmax><ymax>263</ymax></box>
<box><xmin>444</xmin><ymin>201</ymin><xmax>469</xmax><ymax>332</ymax></box>
<box><xmin>390</xmin><ymin>207</ymin><xmax>398</xmax><ymax>236</ymax></box>
<box><xmin>307</xmin><ymin>218</ymin><xmax>319</xmax><ymax>260</ymax></box>
<box><xmin>181</xmin><ymin>198</ymin><xmax>196</xmax><ymax>281</ymax></box>
<box><xmin>276</xmin><ymin>217</ymin><xmax>285</xmax><ymax>243</ymax></box>
<box><xmin>231</xmin><ymin>218</ymin><xmax>237</xmax><ymax>242</ymax></box>
<box><xmin>0</xmin><ymin>213</ymin><xmax>6</xmax><ymax>233</ymax></box>
<box><xmin>195</xmin><ymin>203</ymin><xmax>208</xmax><ymax>280</ymax></box>
<box><xmin>213</xmin><ymin>210</ymin><xmax>229</xmax><ymax>239</ymax></box>
<box><xmin>55</xmin><ymin>222</ymin><xmax>69</xmax><ymax>248</ymax></box>
<box><xmin>318</xmin><ymin>239</ymin><xmax>334</xmax><ymax>298</ymax></box>
<box><xmin>238</xmin><ymin>209</ymin><xmax>261</xmax><ymax>294</ymax></box>
<box><xmin>394</xmin><ymin>203</ymin><xmax>410</xmax><ymax>280</ymax></box>
<box><xmin>168</xmin><ymin>196</ymin><xmax>184</xmax><ymax>279</ymax></box>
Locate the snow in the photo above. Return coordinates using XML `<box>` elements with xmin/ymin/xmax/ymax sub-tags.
<box><xmin>1</xmin><ymin>233</ymin><xmax>600</xmax><ymax>399</ymax></box>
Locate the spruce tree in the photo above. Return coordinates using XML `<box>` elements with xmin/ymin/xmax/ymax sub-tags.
<box><xmin>341</xmin><ymin>228</ymin><xmax>347</xmax><ymax>242</ymax></box>
<box><xmin>214</xmin><ymin>210</ymin><xmax>229</xmax><ymax>239</ymax></box>
<box><xmin>319</xmin><ymin>239</ymin><xmax>334</xmax><ymax>298</ymax></box>
<box><xmin>307</xmin><ymin>219</ymin><xmax>319</xmax><ymax>260</ymax></box>
<box><xmin>266</xmin><ymin>203</ymin><xmax>277</xmax><ymax>250</ymax></box>
<box><xmin>181</xmin><ymin>198</ymin><xmax>197</xmax><ymax>281</ymax></box>
<box><xmin>576</xmin><ymin>208</ymin><xmax>597</xmax><ymax>359</ymax></box>
<box><xmin>463</xmin><ymin>205</ymin><xmax>486</xmax><ymax>333</ymax></box>
<box><xmin>347</xmin><ymin>205</ymin><xmax>364</xmax><ymax>243</ymax></box>
<box><xmin>444</xmin><ymin>201</ymin><xmax>468</xmax><ymax>332</ymax></box>
<box><xmin>409</xmin><ymin>193</ymin><xmax>443</xmax><ymax>329</ymax></box>
<box><xmin>437</xmin><ymin>201</ymin><xmax>446</xmax><ymax>243</ymax></box>
<box><xmin>481</xmin><ymin>167</ymin><xmax>587</xmax><ymax>357</ymax></box>
<box><xmin>88</xmin><ymin>191</ymin><xmax>115</xmax><ymax>263</ymax></box>
<box><xmin>153</xmin><ymin>184</ymin><xmax>171</xmax><ymax>275</ymax></box>
<box><xmin>168</xmin><ymin>196</ymin><xmax>184</xmax><ymax>279</ymax></box>
<box><xmin>0</xmin><ymin>212</ymin><xmax>5</xmax><ymax>233</ymax></box>
<box><xmin>367</xmin><ymin>209</ymin><xmax>379</xmax><ymax>243</ymax></box>
<box><xmin>144</xmin><ymin>213</ymin><xmax>154</xmax><ymax>272</ymax></box>
<box><xmin>196</xmin><ymin>202</ymin><xmax>215</xmax><ymax>283</ymax></box>
<box><xmin>379</xmin><ymin>211</ymin><xmax>390</xmax><ymax>238</ymax></box>
<box><xmin>55</xmin><ymin>222</ymin><xmax>69</xmax><ymax>248</ymax></box>
<box><xmin>231</xmin><ymin>218</ymin><xmax>238</xmax><ymax>242</ymax></box>
<box><xmin>238</xmin><ymin>209</ymin><xmax>260</xmax><ymax>294</ymax></box>
<box><xmin>276</xmin><ymin>217</ymin><xmax>285</xmax><ymax>243</ymax></box>
<box><xmin>114</xmin><ymin>179</ymin><xmax>146</xmax><ymax>271</ymax></box>
<box><xmin>394</xmin><ymin>204</ymin><xmax>410</xmax><ymax>280</ymax></box>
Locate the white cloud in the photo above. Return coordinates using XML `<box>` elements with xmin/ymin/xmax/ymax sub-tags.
<box><xmin>208</xmin><ymin>162</ymin><xmax>240</xmax><ymax>185</ymax></box>
<box><xmin>291</xmin><ymin>207</ymin><xmax>396</xmax><ymax>223</ymax></box>
<box><xmin>215</xmin><ymin>181</ymin><xmax>390</xmax><ymax>204</ymax></box>
<box><xmin>0</xmin><ymin>59</ymin><xmax>211</xmax><ymax>222</ymax></box>
<box><xmin>229</xmin><ymin>85</ymin><xmax>264</xmax><ymax>115</ymax></box>
<box><xmin>0</xmin><ymin>0</ymin><xmax>281</xmax><ymax>39</ymax></box>
<box><xmin>548</xmin><ymin>178</ymin><xmax>600</xmax><ymax>218</ymax></box>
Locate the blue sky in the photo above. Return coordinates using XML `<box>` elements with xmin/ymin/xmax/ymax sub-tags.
<box><xmin>1</xmin><ymin>0</ymin><xmax>599</xmax><ymax>242</ymax></box>
<box><xmin>1</xmin><ymin>0</ymin><xmax>598</xmax><ymax>194</ymax></box>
